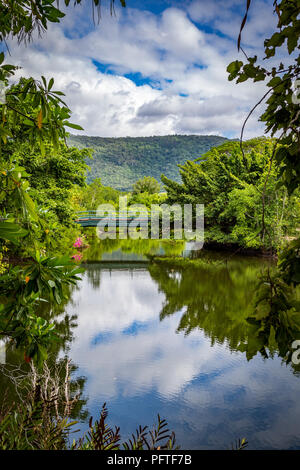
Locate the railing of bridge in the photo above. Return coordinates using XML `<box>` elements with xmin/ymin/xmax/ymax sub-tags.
<box><xmin>74</xmin><ymin>210</ymin><xmax>151</xmax><ymax>226</ymax></box>
<box><xmin>75</xmin><ymin>210</ymin><xmax>150</xmax><ymax>219</ymax></box>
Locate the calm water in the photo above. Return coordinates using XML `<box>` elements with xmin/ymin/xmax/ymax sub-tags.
<box><xmin>61</xmin><ymin>240</ymin><xmax>300</xmax><ymax>450</ymax></box>
<box><xmin>1</xmin><ymin>240</ymin><xmax>300</xmax><ymax>449</ymax></box>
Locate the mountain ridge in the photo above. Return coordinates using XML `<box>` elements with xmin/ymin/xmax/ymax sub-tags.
<box><xmin>67</xmin><ymin>134</ymin><xmax>228</xmax><ymax>191</ymax></box>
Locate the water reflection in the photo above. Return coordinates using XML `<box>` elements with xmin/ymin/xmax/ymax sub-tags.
<box><xmin>66</xmin><ymin>267</ymin><xmax>243</xmax><ymax>402</ymax></box>
<box><xmin>1</xmin><ymin>238</ymin><xmax>300</xmax><ymax>449</ymax></box>
<box><xmin>82</xmin><ymin>238</ymin><xmax>186</xmax><ymax>262</ymax></box>
<box><xmin>0</xmin><ymin>279</ymin><xmax>87</xmax><ymax>423</ymax></box>
<box><xmin>148</xmin><ymin>254</ymin><xmax>300</xmax><ymax>369</ymax></box>
<box><xmin>61</xmin><ymin>244</ymin><xmax>300</xmax><ymax>449</ymax></box>
<box><xmin>148</xmin><ymin>258</ymin><xmax>262</xmax><ymax>349</ymax></box>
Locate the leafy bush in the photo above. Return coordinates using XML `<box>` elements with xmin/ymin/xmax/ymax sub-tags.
<box><xmin>132</xmin><ymin>176</ymin><xmax>161</xmax><ymax>195</ymax></box>
<box><xmin>162</xmin><ymin>138</ymin><xmax>300</xmax><ymax>250</ymax></box>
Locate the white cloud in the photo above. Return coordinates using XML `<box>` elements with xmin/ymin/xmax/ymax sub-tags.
<box><xmin>62</xmin><ymin>268</ymin><xmax>236</xmax><ymax>398</ymax></box>
<box><xmin>61</xmin><ymin>266</ymin><xmax>300</xmax><ymax>449</ymax></box>
<box><xmin>5</xmin><ymin>1</ymin><xmax>281</xmax><ymax>137</ymax></box>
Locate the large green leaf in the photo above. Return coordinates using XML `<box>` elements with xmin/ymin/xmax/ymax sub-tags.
<box><xmin>0</xmin><ymin>221</ymin><xmax>28</xmax><ymax>244</ymax></box>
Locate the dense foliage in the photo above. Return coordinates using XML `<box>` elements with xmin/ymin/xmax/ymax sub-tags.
<box><xmin>68</xmin><ymin>134</ymin><xmax>228</xmax><ymax>190</ymax></box>
<box><xmin>0</xmin><ymin>1</ymin><xmax>125</xmax><ymax>44</ymax></box>
<box><xmin>227</xmin><ymin>0</ymin><xmax>300</xmax><ymax>285</ymax></box>
<box><xmin>228</xmin><ymin>0</ymin><xmax>300</xmax><ymax>195</ymax></box>
<box><xmin>72</xmin><ymin>177</ymin><xmax>120</xmax><ymax>211</ymax></box>
<box><xmin>0</xmin><ymin>360</ymin><xmax>177</xmax><ymax>450</ymax></box>
<box><xmin>162</xmin><ymin>138</ymin><xmax>300</xmax><ymax>250</ymax></box>
<box><xmin>0</xmin><ymin>137</ymin><xmax>94</xmax><ymax>361</ymax></box>
<box><xmin>132</xmin><ymin>176</ymin><xmax>161</xmax><ymax>195</ymax></box>
<box><xmin>0</xmin><ymin>1</ymin><xmax>105</xmax><ymax>363</ymax></box>
<box><xmin>1</xmin><ymin>141</ymin><xmax>90</xmax><ymax>254</ymax></box>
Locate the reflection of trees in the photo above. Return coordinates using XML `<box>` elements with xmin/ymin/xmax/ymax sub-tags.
<box><xmin>86</xmin><ymin>264</ymin><xmax>102</xmax><ymax>289</ymax></box>
<box><xmin>0</xmin><ymin>281</ymin><xmax>88</xmax><ymax>421</ymax></box>
<box><xmin>149</xmin><ymin>261</ymin><xmax>258</xmax><ymax>350</ymax></box>
<box><xmin>83</xmin><ymin>238</ymin><xmax>121</xmax><ymax>261</ymax></box>
<box><xmin>0</xmin><ymin>358</ymin><xmax>88</xmax><ymax>423</ymax></box>
<box><xmin>148</xmin><ymin>258</ymin><xmax>300</xmax><ymax>371</ymax></box>
<box><xmin>82</xmin><ymin>238</ymin><xmax>186</xmax><ymax>261</ymax></box>
<box><xmin>36</xmin><ymin>282</ymin><xmax>78</xmax><ymax>355</ymax></box>
<box><xmin>239</xmin><ymin>312</ymin><xmax>300</xmax><ymax>373</ymax></box>
<box><xmin>34</xmin><ymin>284</ymin><xmax>89</xmax><ymax>419</ymax></box>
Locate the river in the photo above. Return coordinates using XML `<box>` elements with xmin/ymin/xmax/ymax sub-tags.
<box><xmin>1</xmin><ymin>239</ymin><xmax>300</xmax><ymax>449</ymax></box>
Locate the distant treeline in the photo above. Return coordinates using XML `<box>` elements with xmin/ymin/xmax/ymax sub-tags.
<box><xmin>67</xmin><ymin>134</ymin><xmax>228</xmax><ymax>190</ymax></box>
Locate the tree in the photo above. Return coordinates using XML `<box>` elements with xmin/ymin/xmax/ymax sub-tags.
<box><xmin>0</xmin><ymin>1</ymin><xmax>126</xmax><ymax>43</ymax></box>
<box><xmin>224</xmin><ymin>1</ymin><xmax>300</xmax><ymax>352</ymax></box>
<box><xmin>74</xmin><ymin>178</ymin><xmax>120</xmax><ymax>210</ymax></box>
<box><xmin>162</xmin><ymin>138</ymin><xmax>300</xmax><ymax>250</ymax></box>
<box><xmin>0</xmin><ymin>1</ymin><xmax>126</xmax><ymax>150</ymax></box>
<box><xmin>0</xmin><ymin>0</ymin><xmax>126</xmax><ymax>363</ymax></box>
<box><xmin>227</xmin><ymin>0</ymin><xmax>300</xmax><ymax>282</ymax></box>
<box><xmin>132</xmin><ymin>176</ymin><xmax>161</xmax><ymax>195</ymax></box>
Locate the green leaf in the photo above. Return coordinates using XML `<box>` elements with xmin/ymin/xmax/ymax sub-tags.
<box><xmin>268</xmin><ymin>77</ymin><xmax>282</xmax><ymax>88</ymax></box>
<box><xmin>287</xmin><ymin>33</ymin><xmax>298</xmax><ymax>54</ymax></box>
<box><xmin>48</xmin><ymin>77</ymin><xmax>54</xmax><ymax>90</ymax></box>
<box><xmin>63</xmin><ymin>121</ymin><xmax>84</xmax><ymax>130</ymax></box>
<box><xmin>237</xmin><ymin>74</ymin><xmax>249</xmax><ymax>83</ymax></box>
<box><xmin>227</xmin><ymin>60</ymin><xmax>243</xmax><ymax>74</ymax></box>
<box><xmin>0</xmin><ymin>221</ymin><xmax>28</xmax><ymax>244</ymax></box>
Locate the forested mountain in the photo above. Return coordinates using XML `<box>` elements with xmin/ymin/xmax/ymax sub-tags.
<box><xmin>67</xmin><ymin>135</ymin><xmax>228</xmax><ymax>190</ymax></box>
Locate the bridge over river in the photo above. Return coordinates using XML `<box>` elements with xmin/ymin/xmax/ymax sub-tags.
<box><xmin>75</xmin><ymin>210</ymin><xmax>150</xmax><ymax>228</ymax></box>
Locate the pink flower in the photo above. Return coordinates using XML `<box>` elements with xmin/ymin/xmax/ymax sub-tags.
<box><xmin>73</xmin><ymin>237</ymin><xmax>83</xmax><ymax>248</ymax></box>
<box><xmin>71</xmin><ymin>253</ymin><xmax>82</xmax><ymax>262</ymax></box>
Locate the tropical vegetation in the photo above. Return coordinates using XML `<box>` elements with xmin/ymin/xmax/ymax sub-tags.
<box><xmin>162</xmin><ymin>137</ymin><xmax>300</xmax><ymax>251</ymax></box>
<box><xmin>0</xmin><ymin>0</ymin><xmax>299</xmax><ymax>452</ymax></box>
<box><xmin>0</xmin><ymin>0</ymin><xmax>181</xmax><ymax>452</ymax></box>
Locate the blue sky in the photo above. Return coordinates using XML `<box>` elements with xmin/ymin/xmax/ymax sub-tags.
<box><xmin>8</xmin><ymin>0</ymin><xmax>280</xmax><ymax>137</ymax></box>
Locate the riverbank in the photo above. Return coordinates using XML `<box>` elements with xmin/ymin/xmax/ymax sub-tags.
<box><xmin>202</xmin><ymin>241</ymin><xmax>278</xmax><ymax>258</ymax></box>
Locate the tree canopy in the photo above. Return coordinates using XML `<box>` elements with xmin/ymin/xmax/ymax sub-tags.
<box><xmin>132</xmin><ymin>176</ymin><xmax>161</xmax><ymax>195</ymax></box>
<box><xmin>227</xmin><ymin>0</ymin><xmax>300</xmax><ymax>281</ymax></box>
<box><xmin>0</xmin><ymin>0</ymin><xmax>126</xmax><ymax>363</ymax></box>
<box><xmin>162</xmin><ymin>138</ymin><xmax>300</xmax><ymax>250</ymax></box>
